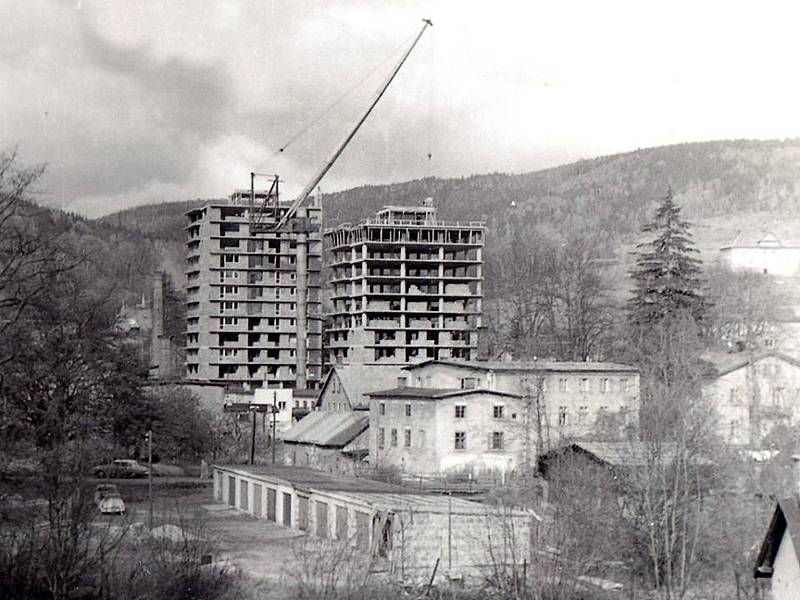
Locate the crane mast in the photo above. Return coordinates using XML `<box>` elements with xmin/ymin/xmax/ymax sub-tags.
<box><xmin>249</xmin><ymin>19</ymin><xmax>432</xmax><ymax>390</ymax></box>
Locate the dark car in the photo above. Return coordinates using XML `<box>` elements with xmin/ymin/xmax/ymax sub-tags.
<box><xmin>92</xmin><ymin>459</ymin><xmax>149</xmax><ymax>479</ymax></box>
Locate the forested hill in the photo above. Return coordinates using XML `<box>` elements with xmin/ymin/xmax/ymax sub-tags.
<box><xmin>98</xmin><ymin>138</ymin><xmax>800</xmax><ymax>253</ymax></box>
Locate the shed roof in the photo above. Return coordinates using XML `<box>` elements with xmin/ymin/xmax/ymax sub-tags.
<box><xmin>754</xmin><ymin>498</ymin><xmax>800</xmax><ymax>578</ymax></box>
<box><xmin>367</xmin><ymin>387</ymin><xmax>522</xmax><ymax>400</ymax></box>
<box><xmin>539</xmin><ymin>442</ymin><xmax>677</xmax><ymax>468</ymax></box>
<box><xmin>281</xmin><ymin>411</ymin><xmax>368</xmax><ymax>448</ymax></box>
<box><xmin>403</xmin><ymin>359</ymin><xmax>638</xmax><ymax>374</ymax></box>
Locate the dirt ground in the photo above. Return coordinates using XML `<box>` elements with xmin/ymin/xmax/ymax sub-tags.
<box><xmin>125</xmin><ymin>484</ymin><xmax>309</xmax><ymax>588</ymax></box>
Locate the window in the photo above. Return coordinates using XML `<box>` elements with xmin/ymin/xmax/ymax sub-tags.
<box><xmin>580</xmin><ymin>378</ymin><xmax>589</xmax><ymax>392</ymax></box>
<box><xmin>461</xmin><ymin>377</ymin><xmax>477</xmax><ymax>390</ymax></box>
<box><xmin>600</xmin><ymin>378</ymin><xmax>610</xmax><ymax>393</ymax></box>
<box><xmin>620</xmin><ymin>378</ymin><xmax>630</xmax><ymax>393</ymax></box>
<box><xmin>454</xmin><ymin>431</ymin><xmax>466</xmax><ymax>450</ymax></box>
<box><xmin>729</xmin><ymin>388</ymin><xmax>740</xmax><ymax>404</ymax></box>
<box><xmin>391</xmin><ymin>429</ymin><xmax>398</xmax><ymax>447</ymax></box>
<box><xmin>418</xmin><ymin>429</ymin><xmax>425</xmax><ymax>448</ymax></box>
<box><xmin>404</xmin><ymin>429</ymin><xmax>412</xmax><ymax>448</ymax></box>
<box><xmin>221</xmin><ymin>348</ymin><xmax>237</xmax><ymax>357</ymax></box>
<box><xmin>558</xmin><ymin>406</ymin><xmax>567</xmax><ymax>426</ymax></box>
<box><xmin>405</xmin><ymin>403</ymin><xmax>412</xmax><ymax>417</ymax></box>
<box><xmin>378</xmin><ymin>428</ymin><xmax>385</xmax><ymax>449</ymax></box>
<box><xmin>455</xmin><ymin>405</ymin><xmax>466</xmax><ymax>419</ymax></box>
<box><xmin>558</xmin><ymin>378</ymin><xmax>568</xmax><ymax>392</ymax></box>
<box><xmin>223</xmin><ymin>254</ymin><xmax>239</xmax><ymax>263</ymax></box>
<box><xmin>223</xmin><ymin>285</ymin><xmax>239</xmax><ymax>295</ymax></box>
<box><xmin>397</xmin><ymin>376</ymin><xmax>407</xmax><ymax>387</ymax></box>
<box><xmin>493</xmin><ymin>405</ymin><xmax>504</xmax><ymax>419</ymax></box>
<box><xmin>379</xmin><ymin>402</ymin><xmax>386</xmax><ymax>416</ymax></box>
<box><xmin>491</xmin><ymin>431</ymin><xmax>504</xmax><ymax>450</ymax></box>
<box><xmin>577</xmin><ymin>406</ymin><xmax>588</xmax><ymax>424</ymax></box>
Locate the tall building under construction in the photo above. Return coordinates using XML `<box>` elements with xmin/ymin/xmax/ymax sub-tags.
<box><xmin>325</xmin><ymin>200</ymin><xmax>484</xmax><ymax>365</ymax></box>
<box><xmin>184</xmin><ymin>191</ymin><xmax>322</xmax><ymax>389</ymax></box>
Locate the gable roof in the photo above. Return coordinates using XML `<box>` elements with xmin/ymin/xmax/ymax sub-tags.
<box><xmin>754</xmin><ymin>498</ymin><xmax>800</xmax><ymax>578</ymax></box>
<box><xmin>721</xmin><ymin>231</ymin><xmax>800</xmax><ymax>250</ymax></box>
<box><xmin>282</xmin><ymin>411</ymin><xmax>368</xmax><ymax>448</ymax></box>
<box><xmin>319</xmin><ymin>364</ymin><xmax>405</xmax><ymax>409</ymax></box>
<box><xmin>403</xmin><ymin>359</ymin><xmax>638</xmax><ymax>374</ymax></box>
<box><xmin>367</xmin><ymin>387</ymin><xmax>522</xmax><ymax>400</ymax></box>
<box><xmin>701</xmin><ymin>351</ymin><xmax>800</xmax><ymax>378</ymax></box>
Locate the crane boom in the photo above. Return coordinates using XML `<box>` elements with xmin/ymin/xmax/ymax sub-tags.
<box><xmin>271</xmin><ymin>18</ymin><xmax>433</xmax><ymax>231</ymax></box>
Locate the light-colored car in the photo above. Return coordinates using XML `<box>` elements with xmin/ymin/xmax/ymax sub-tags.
<box><xmin>94</xmin><ymin>484</ymin><xmax>125</xmax><ymax>515</ymax></box>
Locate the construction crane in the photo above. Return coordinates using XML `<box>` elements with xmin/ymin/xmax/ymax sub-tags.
<box><xmin>247</xmin><ymin>19</ymin><xmax>433</xmax><ymax>390</ymax></box>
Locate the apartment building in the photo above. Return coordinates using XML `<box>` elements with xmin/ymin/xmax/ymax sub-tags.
<box><xmin>324</xmin><ymin>201</ymin><xmax>484</xmax><ymax>365</ymax></box>
<box><xmin>185</xmin><ymin>191</ymin><xmax>322</xmax><ymax>389</ymax></box>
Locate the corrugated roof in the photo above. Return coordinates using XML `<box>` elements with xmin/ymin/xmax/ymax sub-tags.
<box><xmin>282</xmin><ymin>411</ymin><xmax>368</xmax><ymax>447</ymax></box>
<box><xmin>367</xmin><ymin>387</ymin><xmax>522</xmax><ymax>400</ymax></box>
<box><xmin>403</xmin><ymin>359</ymin><xmax>638</xmax><ymax>373</ymax></box>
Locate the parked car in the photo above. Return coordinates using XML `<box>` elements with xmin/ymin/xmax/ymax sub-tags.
<box><xmin>94</xmin><ymin>484</ymin><xmax>125</xmax><ymax>515</ymax></box>
<box><xmin>91</xmin><ymin>459</ymin><xmax>149</xmax><ymax>479</ymax></box>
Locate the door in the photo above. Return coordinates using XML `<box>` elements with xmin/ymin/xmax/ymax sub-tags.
<box><xmin>267</xmin><ymin>488</ymin><xmax>277</xmax><ymax>521</ymax></box>
<box><xmin>282</xmin><ymin>492</ymin><xmax>292</xmax><ymax>527</ymax></box>
<box><xmin>227</xmin><ymin>476</ymin><xmax>236</xmax><ymax>506</ymax></box>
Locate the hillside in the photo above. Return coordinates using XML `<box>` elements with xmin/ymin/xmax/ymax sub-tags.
<box><xmin>89</xmin><ymin>138</ymin><xmax>800</xmax><ymax>303</ymax></box>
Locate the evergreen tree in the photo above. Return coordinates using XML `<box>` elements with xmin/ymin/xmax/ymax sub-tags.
<box><xmin>628</xmin><ymin>188</ymin><xmax>707</xmax><ymax>326</ymax></box>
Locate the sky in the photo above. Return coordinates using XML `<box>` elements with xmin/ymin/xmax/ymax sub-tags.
<box><xmin>2</xmin><ymin>0</ymin><xmax>800</xmax><ymax>218</ymax></box>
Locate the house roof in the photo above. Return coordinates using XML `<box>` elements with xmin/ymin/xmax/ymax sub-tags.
<box><xmin>538</xmin><ymin>442</ymin><xmax>677</xmax><ymax>469</ymax></box>
<box><xmin>754</xmin><ymin>498</ymin><xmax>800</xmax><ymax>579</ymax></box>
<box><xmin>281</xmin><ymin>411</ymin><xmax>368</xmax><ymax>448</ymax></box>
<box><xmin>367</xmin><ymin>387</ymin><xmax>522</xmax><ymax>400</ymax></box>
<box><xmin>403</xmin><ymin>359</ymin><xmax>638</xmax><ymax>374</ymax></box>
<box><xmin>701</xmin><ymin>350</ymin><xmax>800</xmax><ymax>378</ymax></box>
<box><xmin>721</xmin><ymin>231</ymin><xmax>800</xmax><ymax>250</ymax></box>
<box><xmin>319</xmin><ymin>364</ymin><xmax>405</xmax><ymax>409</ymax></box>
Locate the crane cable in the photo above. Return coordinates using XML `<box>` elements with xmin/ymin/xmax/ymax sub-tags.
<box><xmin>270</xmin><ymin>31</ymin><xmax>418</xmax><ymax>160</ymax></box>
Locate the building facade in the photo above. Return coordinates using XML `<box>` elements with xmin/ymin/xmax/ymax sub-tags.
<box><xmin>185</xmin><ymin>192</ymin><xmax>322</xmax><ymax>389</ymax></box>
<box><xmin>404</xmin><ymin>359</ymin><xmax>640</xmax><ymax>441</ymax></box>
<box><xmin>702</xmin><ymin>352</ymin><xmax>800</xmax><ymax>446</ymax></box>
<box><xmin>369</xmin><ymin>387</ymin><xmax>526</xmax><ymax>476</ymax></box>
<box><xmin>324</xmin><ymin>202</ymin><xmax>485</xmax><ymax>365</ymax></box>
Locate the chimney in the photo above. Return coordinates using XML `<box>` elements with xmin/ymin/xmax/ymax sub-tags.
<box><xmin>151</xmin><ymin>272</ymin><xmax>165</xmax><ymax>379</ymax></box>
<box><xmin>792</xmin><ymin>455</ymin><xmax>800</xmax><ymax>500</ymax></box>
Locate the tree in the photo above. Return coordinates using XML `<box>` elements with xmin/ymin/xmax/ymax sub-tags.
<box><xmin>628</xmin><ymin>189</ymin><xmax>707</xmax><ymax>327</ymax></box>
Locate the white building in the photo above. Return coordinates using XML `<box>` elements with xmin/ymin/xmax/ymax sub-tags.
<box><xmin>720</xmin><ymin>232</ymin><xmax>800</xmax><ymax>277</ymax></box>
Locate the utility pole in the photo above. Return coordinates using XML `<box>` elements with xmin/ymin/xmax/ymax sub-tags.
<box><xmin>249</xmin><ymin>409</ymin><xmax>257</xmax><ymax>466</ymax></box>
<box><xmin>272</xmin><ymin>393</ymin><xmax>277</xmax><ymax>464</ymax></box>
<box><xmin>147</xmin><ymin>429</ymin><xmax>153</xmax><ymax>529</ymax></box>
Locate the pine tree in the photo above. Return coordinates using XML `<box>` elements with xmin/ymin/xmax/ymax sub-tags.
<box><xmin>628</xmin><ymin>188</ymin><xmax>707</xmax><ymax>325</ymax></box>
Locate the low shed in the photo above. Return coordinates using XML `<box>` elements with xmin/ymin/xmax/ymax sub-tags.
<box><xmin>212</xmin><ymin>464</ymin><xmax>534</xmax><ymax>582</ymax></box>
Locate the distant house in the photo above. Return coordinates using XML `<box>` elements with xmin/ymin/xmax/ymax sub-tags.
<box><xmin>754</xmin><ymin>497</ymin><xmax>800</xmax><ymax>597</ymax></box>
<box><xmin>720</xmin><ymin>232</ymin><xmax>800</xmax><ymax>277</ymax></box>
<box><xmin>368</xmin><ymin>386</ymin><xmax>525</xmax><ymax>476</ymax></box>
<box><xmin>701</xmin><ymin>352</ymin><xmax>800</xmax><ymax>446</ymax></box>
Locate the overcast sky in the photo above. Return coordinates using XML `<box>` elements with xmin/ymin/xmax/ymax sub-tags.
<box><xmin>2</xmin><ymin>0</ymin><xmax>800</xmax><ymax>217</ymax></box>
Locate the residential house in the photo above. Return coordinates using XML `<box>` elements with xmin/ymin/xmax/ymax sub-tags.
<box><xmin>368</xmin><ymin>386</ymin><xmax>525</xmax><ymax>476</ymax></box>
<box><xmin>281</xmin><ymin>364</ymin><xmax>403</xmax><ymax>474</ymax></box>
<box><xmin>720</xmin><ymin>232</ymin><xmax>800</xmax><ymax>277</ymax></box>
<box><xmin>702</xmin><ymin>352</ymin><xmax>800</xmax><ymax>446</ymax></box>
<box><xmin>403</xmin><ymin>359</ymin><xmax>640</xmax><ymax>442</ymax></box>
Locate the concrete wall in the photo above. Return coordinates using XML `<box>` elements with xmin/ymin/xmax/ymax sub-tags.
<box><xmin>772</xmin><ymin>530</ymin><xmax>800</xmax><ymax>600</ymax></box>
